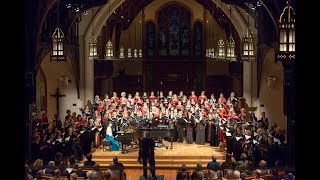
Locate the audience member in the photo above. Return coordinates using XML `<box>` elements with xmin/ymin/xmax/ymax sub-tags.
<box><xmin>84</xmin><ymin>153</ymin><xmax>96</xmax><ymax>167</ymax></box>
<box><xmin>207</xmin><ymin>154</ymin><xmax>220</xmax><ymax>170</ymax></box>
<box><xmin>177</xmin><ymin>164</ymin><xmax>191</xmax><ymax>180</ymax></box>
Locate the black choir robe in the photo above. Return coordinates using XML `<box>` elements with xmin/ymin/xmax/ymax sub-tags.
<box><xmin>196</xmin><ymin>117</ymin><xmax>206</xmax><ymax>145</ymax></box>
<box><xmin>177</xmin><ymin>116</ymin><xmax>186</xmax><ymax>143</ymax></box>
<box><xmin>210</xmin><ymin>119</ymin><xmax>219</xmax><ymax>146</ymax></box>
<box><xmin>186</xmin><ymin>115</ymin><xmax>195</xmax><ymax>144</ymax></box>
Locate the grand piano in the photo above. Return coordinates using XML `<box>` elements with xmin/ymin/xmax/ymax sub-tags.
<box><xmin>115</xmin><ymin>126</ymin><xmax>176</xmax><ymax>153</ymax></box>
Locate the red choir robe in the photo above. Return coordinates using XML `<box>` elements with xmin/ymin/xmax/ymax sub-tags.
<box><xmin>171</xmin><ymin>98</ymin><xmax>180</xmax><ymax>106</ymax></box>
<box><xmin>189</xmin><ymin>95</ymin><xmax>198</xmax><ymax>103</ymax></box>
<box><xmin>198</xmin><ymin>95</ymin><xmax>207</xmax><ymax>102</ymax></box>
<box><xmin>218</xmin><ymin>97</ymin><xmax>227</xmax><ymax>104</ymax></box>
<box><xmin>149</xmin><ymin>95</ymin><xmax>157</xmax><ymax>102</ymax></box>
<box><xmin>120</xmin><ymin>97</ymin><xmax>128</xmax><ymax>105</ymax></box>
<box><xmin>176</xmin><ymin>104</ymin><xmax>183</xmax><ymax>110</ymax></box>
<box><xmin>111</xmin><ymin>96</ymin><xmax>119</xmax><ymax>103</ymax></box>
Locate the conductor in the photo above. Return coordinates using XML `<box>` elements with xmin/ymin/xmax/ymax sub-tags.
<box><xmin>138</xmin><ymin>137</ymin><xmax>157</xmax><ymax>179</ymax></box>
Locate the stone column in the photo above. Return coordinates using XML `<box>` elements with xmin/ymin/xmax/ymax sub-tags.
<box><xmin>283</xmin><ymin>63</ymin><xmax>295</xmax><ymax>167</ymax></box>
<box><xmin>78</xmin><ymin>35</ymin><xmax>85</xmax><ymax>107</ymax></box>
<box><xmin>243</xmin><ymin>60</ymin><xmax>258</xmax><ymax>110</ymax></box>
<box><xmin>84</xmin><ymin>35</ymin><xmax>94</xmax><ymax>105</ymax></box>
<box><xmin>243</xmin><ymin>61</ymin><xmax>252</xmax><ymax>108</ymax></box>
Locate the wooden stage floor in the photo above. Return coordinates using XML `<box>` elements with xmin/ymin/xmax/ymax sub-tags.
<box><xmin>91</xmin><ymin>140</ymin><xmax>226</xmax><ymax>169</ymax></box>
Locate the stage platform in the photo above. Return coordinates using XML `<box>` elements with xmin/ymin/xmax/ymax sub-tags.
<box><xmin>89</xmin><ymin>140</ymin><xmax>226</xmax><ymax>170</ymax></box>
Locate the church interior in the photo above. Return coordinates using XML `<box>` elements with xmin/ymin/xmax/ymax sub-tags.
<box><xmin>24</xmin><ymin>0</ymin><xmax>295</xmax><ymax>179</ymax></box>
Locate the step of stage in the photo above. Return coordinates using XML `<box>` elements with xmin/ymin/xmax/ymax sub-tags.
<box><xmin>88</xmin><ymin>141</ymin><xmax>226</xmax><ymax>169</ymax></box>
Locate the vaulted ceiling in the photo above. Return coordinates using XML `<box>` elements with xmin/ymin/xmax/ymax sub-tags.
<box><xmin>32</xmin><ymin>0</ymin><xmax>292</xmax><ymax>45</ymax></box>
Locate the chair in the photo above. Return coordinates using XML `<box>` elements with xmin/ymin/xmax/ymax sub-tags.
<box><xmin>102</xmin><ymin>139</ymin><xmax>111</xmax><ymax>151</ymax></box>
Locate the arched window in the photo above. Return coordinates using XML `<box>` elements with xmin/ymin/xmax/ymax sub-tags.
<box><xmin>194</xmin><ymin>21</ymin><xmax>202</xmax><ymax>56</ymax></box>
<box><xmin>157</xmin><ymin>5</ymin><xmax>191</xmax><ymax>56</ymax></box>
<box><xmin>146</xmin><ymin>21</ymin><xmax>156</xmax><ymax>57</ymax></box>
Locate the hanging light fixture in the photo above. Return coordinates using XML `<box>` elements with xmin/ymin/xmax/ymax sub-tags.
<box><xmin>139</xmin><ymin>49</ymin><xmax>142</xmax><ymax>58</ymax></box>
<box><xmin>119</xmin><ymin>46</ymin><xmax>125</xmax><ymax>58</ymax></box>
<box><xmin>210</xmin><ymin>48</ymin><xmax>215</xmax><ymax>59</ymax></box>
<box><xmin>88</xmin><ymin>2</ymin><xmax>98</xmax><ymax>60</ymax></box>
<box><xmin>217</xmin><ymin>38</ymin><xmax>225</xmax><ymax>60</ymax></box>
<box><xmin>276</xmin><ymin>1</ymin><xmax>295</xmax><ymax>62</ymax></box>
<box><xmin>127</xmin><ymin>48</ymin><xmax>132</xmax><ymax>58</ymax></box>
<box><xmin>210</xmin><ymin>18</ymin><xmax>215</xmax><ymax>59</ymax></box>
<box><xmin>206</xmin><ymin>49</ymin><xmax>210</xmax><ymax>57</ymax></box>
<box><xmin>207</xmin><ymin>19</ymin><xmax>211</xmax><ymax>59</ymax></box>
<box><xmin>138</xmin><ymin>12</ymin><xmax>143</xmax><ymax>58</ymax></box>
<box><xmin>127</xmin><ymin>9</ymin><xmax>132</xmax><ymax>58</ymax></box>
<box><xmin>225</xmin><ymin>4</ymin><xmax>237</xmax><ymax>62</ymax></box>
<box><xmin>105</xmin><ymin>2</ymin><xmax>113</xmax><ymax>60</ymax></box>
<box><xmin>133</xmin><ymin>15</ymin><xmax>138</xmax><ymax>58</ymax></box>
<box><xmin>242</xmin><ymin>10</ymin><xmax>255</xmax><ymax>62</ymax></box>
<box><xmin>119</xmin><ymin>4</ymin><xmax>125</xmax><ymax>59</ymax></box>
<box><xmin>51</xmin><ymin>0</ymin><xmax>66</xmax><ymax>62</ymax></box>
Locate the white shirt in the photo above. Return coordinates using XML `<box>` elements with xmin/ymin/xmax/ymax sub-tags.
<box><xmin>106</xmin><ymin>126</ymin><xmax>113</xmax><ymax>137</ymax></box>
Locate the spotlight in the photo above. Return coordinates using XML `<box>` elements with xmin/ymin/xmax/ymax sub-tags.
<box><xmin>66</xmin><ymin>4</ymin><xmax>71</xmax><ymax>9</ymax></box>
<box><xmin>83</xmin><ymin>11</ymin><xmax>88</xmax><ymax>15</ymax></box>
<box><xmin>113</xmin><ymin>11</ymin><xmax>117</xmax><ymax>14</ymax></box>
<box><xmin>75</xmin><ymin>7</ymin><xmax>80</xmax><ymax>12</ymax></box>
<box><xmin>121</xmin><ymin>16</ymin><xmax>124</xmax><ymax>19</ymax></box>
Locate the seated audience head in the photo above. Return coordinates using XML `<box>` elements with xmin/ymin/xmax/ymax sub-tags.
<box><xmin>59</xmin><ymin>161</ymin><xmax>67</xmax><ymax>170</ymax></box>
<box><xmin>246</xmin><ymin>161</ymin><xmax>255</xmax><ymax>172</ymax></box>
<box><xmin>113</xmin><ymin>156</ymin><xmax>118</xmax><ymax>163</ymax></box>
<box><xmin>93</xmin><ymin>164</ymin><xmax>100</xmax><ymax>171</ymax></box>
<box><xmin>226</xmin><ymin>153</ymin><xmax>233</xmax><ymax>162</ymax></box>
<box><xmin>86</xmin><ymin>153</ymin><xmax>93</xmax><ymax>161</ymax></box>
<box><xmin>53</xmin><ymin>169</ymin><xmax>61</xmax><ymax>177</ymax></box>
<box><xmin>259</xmin><ymin>160</ymin><xmax>267</xmax><ymax>169</ymax></box>
<box><xmin>270</xmin><ymin>168</ymin><xmax>278</xmax><ymax>176</ymax></box>
<box><xmin>32</xmin><ymin>159</ymin><xmax>44</xmax><ymax>170</ymax></box>
<box><xmin>70</xmin><ymin>173</ymin><xmax>78</xmax><ymax>180</ymax></box>
<box><xmin>254</xmin><ymin>169</ymin><xmax>262</xmax><ymax>178</ymax></box>
<box><xmin>48</xmin><ymin>161</ymin><xmax>55</xmax><ymax>169</ymax></box>
<box><xmin>233</xmin><ymin>170</ymin><xmax>241</xmax><ymax>179</ymax></box>
<box><xmin>225</xmin><ymin>170</ymin><xmax>234</xmax><ymax>179</ymax></box>
<box><xmin>212</xmin><ymin>154</ymin><xmax>217</xmax><ymax>162</ymax></box>
<box><xmin>196</xmin><ymin>163</ymin><xmax>203</xmax><ymax>171</ymax></box>
<box><xmin>69</xmin><ymin>155</ymin><xmax>76</xmax><ymax>164</ymax></box>
<box><xmin>180</xmin><ymin>164</ymin><xmax>187</xmax><ymax>172</ymax></box>
<box><xmin>240</xmin><ymin>153</ymin><xmax>247</xmax><ymax>161</ymax></box>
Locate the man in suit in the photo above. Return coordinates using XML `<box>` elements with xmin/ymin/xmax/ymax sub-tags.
<box><xmin>113</xmin><ymin>156</ymin><xmax>125</xmax><ymax>171</ymax></box>
<box><xmin>138</xmin><ymin>137</ymin><xmax>157</xmax><ymax>179</ymax></box>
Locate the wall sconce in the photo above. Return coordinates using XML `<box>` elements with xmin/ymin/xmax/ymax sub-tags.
<box><xmin>59</xmin><ymin>75</ymin><xmax>69</xmax><ymax>88</ymax></box>
<box><xmin>267</xmin><ymin>76</ymin><xmax>276</xmax><ymax>88</ymax></box>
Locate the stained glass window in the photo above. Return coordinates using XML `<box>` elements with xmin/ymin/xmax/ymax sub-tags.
<box><xmin>180</xmin><ymin>9</ymin><xmax>190</xmax><ymax>56</ymax></box>
<box><xmin>157</xmin><ymin>5</ymin><xmax>190</xmax><ymax>56</ymax></box>
<box><xmin>158</xmin><ymin>10</ymin><xmax>168</xmax><ymax>56</ymax></box>
<box><xmin>146</xmin><ymin>21</ymin><xmax>155</xmax><ymax>57</ymax></box>
<box><xmin>194</xmin><ymin>21</ymin><xmax>202</xmax><ymax>56</ymax></box>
